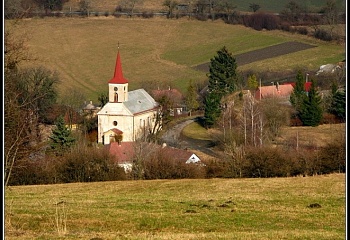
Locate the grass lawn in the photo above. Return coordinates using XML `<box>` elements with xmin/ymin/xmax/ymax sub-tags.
<box><xmin>5</xmin><ymin>174</ymin><xmax>345</xmax><ymax>239</ymax></box>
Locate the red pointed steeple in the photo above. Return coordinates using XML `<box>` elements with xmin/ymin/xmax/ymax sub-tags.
<box><xmin>108</xmin><ymin>51</ymin><xmax>128</xmax><ymax>84</ymax></box>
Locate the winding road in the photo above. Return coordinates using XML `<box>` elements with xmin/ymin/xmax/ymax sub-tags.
<box><xmin>160</xmin><ymin>118</ymin><xmax>219</xmax><ymax>158</ymax></box>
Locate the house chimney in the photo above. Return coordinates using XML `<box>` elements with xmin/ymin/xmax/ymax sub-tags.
<box><xmin>168</xmin><ymin>86</ymin><xmax>171</xmax><ymax>90</ymax></box>
<box><xmin>162</xmin><ymin>143</ymin><xmax>167</xmax><ymax>148</ymax></box>
<box><xmin>276</xmin><ymin>82</ymin><xmax>279</xmax><ymax>91</ymax></box>
<box><xmin>306</xmin><ymin>73</ymin><xmax>309</xmax><ymax>83</ymax></box>
<box><xmin>90</xmin><ymin>100</ymin><xmax>92</xmax><ymax>105</ymax></box>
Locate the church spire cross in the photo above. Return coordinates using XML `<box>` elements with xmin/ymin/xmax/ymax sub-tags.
<box><xmin>108</xmin><ymin>46</ymin><xmax>128</xmax><ymax>84</ymax></box>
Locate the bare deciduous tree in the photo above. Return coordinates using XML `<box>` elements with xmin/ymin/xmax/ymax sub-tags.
<box><xmin>119</xmin><ymin>0</ymin><xmax>144</xmax><ymax>17</ymax></box>
<box><xmin>241</xmin><ymin>92</ymin><xmax>263</xmax><ymax>147</ymax></box>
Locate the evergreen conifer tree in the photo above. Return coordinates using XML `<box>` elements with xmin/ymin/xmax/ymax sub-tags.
<box><xmin>185</xmin><ymin>80</ymin><xmax>199</xmax><ymax>116</ymax></box>
<box><xmin>207</xmin><ymin>46</ymin><xmax>238</xmax><ymax>97</ymax></box>
<box><xmin>290</xmin><ymin>70</ymin><xmax>305</xmax><ymax>111</ymax></box>
<box><xmin>204</xmin><ymin>92</ymin><xmax>221</xmax><ymax>127</ymax></box>
<box><xmin>49</xmin><ymin>115</ymin><xmax>76</xmax><ymax>155</ymax></box>
<box><xmin>204</xmin><ymin>46</ymin><xmax>238</xmax><ymax>127</ymax></box>
<box><xmin>298</xmin><ymin>79</ymin><xmax>323</xmax><ymax>126</ymax></box>
<box><xmin>329</xmin><ymin>88</ymin><xmax>346</xmax><ymax>121</ymax></box>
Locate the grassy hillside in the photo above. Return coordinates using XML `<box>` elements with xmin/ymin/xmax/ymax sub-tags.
<box><xmin>7</xmin><ymin>17</ymin><xmax>345</xmax><ymax>102</ymax></box>
<box><xmin>5</xmin><ymin>174</ymin><xmax>345</xmax><ymax>239</ymax></box>
<box><xmin>62</xmin><ymin>0</ymin><xmax>346</xmax><ymax>14</ymax></box>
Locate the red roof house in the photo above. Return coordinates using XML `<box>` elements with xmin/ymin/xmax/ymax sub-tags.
<box><xmin>288</xmin><ymin>82</ymin><xmax>312</xmax><ymax>92</ymax></box>
<box><xmin>254</xmin><ymin>81</ymin><xmax>312</xmax><ymax>100</ymax></box>
<box><xmin>106</xmin><ymin>142</ymin><xmax>202</xmax><ymax>172</ymax></box>
<box><xmin>254</xmin><ymin>84</ymin><xmax>294</xmax><ymax>100</ymax></box>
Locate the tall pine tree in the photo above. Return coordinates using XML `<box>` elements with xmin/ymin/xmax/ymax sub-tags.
<box><xmin>185</xmin><ymin>80</ymin><xmax>199</xmax><ymax>116</ymax></box>
<box><xmin>329</xmin><ymin>87</ymin><xmax>346</xmax><ymax>121</ymax></box>
<box><xmin>290</xmin><ymin>70</ymin><xmax>305</xmax><ymax>111</ymax></box>
<box><xmin>204</xmin><ymin>92</ymin><xmax>222</xmax><ymax>127</ymax></box>
<box><xmin>49</xmin><ymin>115</ymin><xmax>76</xmax><ymax>155</ymax></box>
<box><xmin>207</xmin><ymin>46</ymin><xmax>238</xmax><ymax>96</ymax></box>
<box><xmin>204</xmin><ymin>46</ymin><xmax>238</xmax><ymax>127</ymax></box>
<box><xmin>298</xmin><ymin>79</ymin><xmax>323</xmax><ymax>126</ymax></box>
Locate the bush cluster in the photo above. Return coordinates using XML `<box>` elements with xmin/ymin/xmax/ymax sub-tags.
<box><xmin>142</xmin><ymin>149</ymin><xmax>206</xmax><ymax>179</ymax></box>
<box><xmin>243</xmin><ymin>13</ymin><xmax>280</xmax><ymax>31</ymax></box>
<box><xmin>204</xmin><ymin>140</ymin><xmax>345</xmax><ymax>178</ymax></box>
<box><xmin>8</xmin><ymin>145</ymin><xmax>126</xmax><ymax>185</ymax></box>
<box><xmin>314</xmin><ymin>29</ymin><xmax>337</xmax><ymax>41</ymax></box>
<box><xmin>8</xmin><ymin>137</ymin><xmax>344</xmax><ymax>185</ymax></box>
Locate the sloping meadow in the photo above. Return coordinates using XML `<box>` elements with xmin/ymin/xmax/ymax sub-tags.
<box><xmin>5</xmin><ymin>174</ymin><xmax>345</xmax><ymax>239</ymax></box>
<box><xmin>7</xmin><ymin>17</ymin><xmax>345</xmax><ymax>101</ymax></box>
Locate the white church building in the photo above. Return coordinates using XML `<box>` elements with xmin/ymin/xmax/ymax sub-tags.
<box><xmin>97</xmin><ymin>50</ymin><xmax>160</xmax><ymax>145</ymax></box>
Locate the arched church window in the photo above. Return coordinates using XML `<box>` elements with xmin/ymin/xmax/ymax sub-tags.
<box><xmin>114</xmin><ymin>92</ymin><xmax>118</xmax><ymax>102</ymax></box>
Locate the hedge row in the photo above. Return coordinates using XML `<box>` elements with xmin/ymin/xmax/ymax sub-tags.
<box><xmin>8</xmin><ymin>137</ymin><xmax>345</xmax><ymax>185</ymax></box>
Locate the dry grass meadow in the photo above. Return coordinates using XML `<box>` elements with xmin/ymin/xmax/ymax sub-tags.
<box><xmin>62</xmin><ymin>0</ymin><xmax>345</xmax><ymax>14</ymax></box>
<box><xmin>6</xmin><ymin>16</ymin><xmax>345</xmax><ymax>101</ymax></box>
<box><xmin>5</xmin><ymin>7</ymin><xmax>346</xmax><ymax>239</ymax></box>
<box><xmin>5</xmin><ymin>173</ymin><xmax>345</xmax><ymax>239</ymax></box>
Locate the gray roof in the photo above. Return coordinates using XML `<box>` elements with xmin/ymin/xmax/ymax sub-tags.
<box><xmin>124</xmin><ymin>89</ymin><xmax>159</xmax><ymax>114</ymax></box>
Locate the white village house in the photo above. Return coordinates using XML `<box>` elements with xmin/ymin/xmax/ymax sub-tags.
<box><xmin>97</xmin><ymin>50</ymin><xmax>160</xmax><ymax>144</ymax></box>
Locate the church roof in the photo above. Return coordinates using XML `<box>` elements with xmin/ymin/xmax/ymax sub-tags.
<box><xmin>108</xmin><ymin>51</ymin><xmax>128</xmax><ymax>84</ymax></box>
<box><xmin>97</xmin><ymin>89</ymin><xmax>158</xmax><ymax>116</ymax></box>
<box><xmin>124</xmin><ymin>89</ymin><xmax>159</xmax><ymax>114</ymax></box>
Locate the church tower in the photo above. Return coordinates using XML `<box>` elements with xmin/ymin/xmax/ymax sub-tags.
<box><xmin>108</xmin><ymin>50</ymin><xmax>128</xmax><ymax>103</ymax></box>
<box><xmin>97</xmin><ymin>48</ymin><xmax>159</xmax><ymax>145</ymax></box>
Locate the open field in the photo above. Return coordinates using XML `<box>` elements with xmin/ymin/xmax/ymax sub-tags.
<box><xmin>182</xmin><ymin>122</ymin><xmax>345</xmax><ymax>149</ymax></box>
<box><xmin>7</xmin><ymin>16</ymin><xmax>345</xmax><ymax>102</ymax></box>
<box><xmin>276</xmin><ymin>123</ymin><xmax>346</xmax><ymax>148</ymax></box>
<box><xmin>61</xmin><ymin>0</ymin><xmax>346</xmax><ymax>14</ymax></box>
<box><xmin>5</xmin><ymin>173</ymin><xmax>345</xmax><ymax>239</ymax></box>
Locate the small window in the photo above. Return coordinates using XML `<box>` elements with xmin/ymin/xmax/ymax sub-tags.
<box><xmin>113</xmin><ymin>121</ymin><xmax>118</xmax><ymax>126</ymax></box>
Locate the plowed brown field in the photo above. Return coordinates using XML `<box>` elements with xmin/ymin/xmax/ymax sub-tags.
<box><xmin>194</xmin><ymin>41</ymin><xmax>317</xmax><ymax>72</ymax></box>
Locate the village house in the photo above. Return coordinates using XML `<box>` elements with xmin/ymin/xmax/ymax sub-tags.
<box><xmin>97</xmin><ymin>50</ymin><xmax>160</xmax><ymax>145</ymax></box>
<box><xmin>81</xmin><ymin>100</ymin><xmax>101</xmax><ymax>118</ymax></box>
<box><xmin>106</xmin><ymin>142</ymin><xmax>202</xmax><ymax>172</ymax></box>
<box><xmin>254</xmin><ymin>83</ymin><xmax>294</xmax><ymax>100</ymax></box>
<box><xmin>151</xmin><ymin>87</ymin><xmax>187</xmax><ymax>117</ymax></box>
<box><xmin>254</xmin><ymin>81</ymin><xmax>312</xmax><ymax>101</ymax></box>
